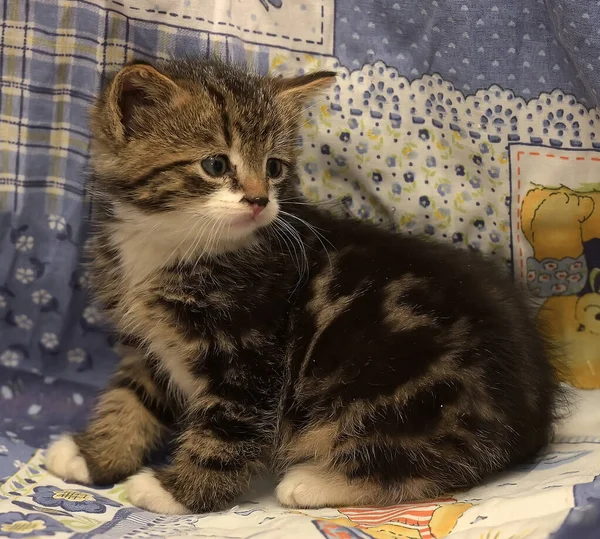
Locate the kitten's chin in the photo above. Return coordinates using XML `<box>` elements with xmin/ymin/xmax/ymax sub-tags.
<box><xmin>224</xmin><ymin>211</ymin><xmax>276</xmax><ymax>243</ymax></box>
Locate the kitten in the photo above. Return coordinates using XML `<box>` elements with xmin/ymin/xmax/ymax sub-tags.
<box><xmin>46</xmin><ymin>58</ymin><xmax>559</xmax><ymax>514</ymax></box>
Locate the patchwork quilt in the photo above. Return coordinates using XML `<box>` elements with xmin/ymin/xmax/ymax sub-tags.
<box><xmin>2</xmin><ymin>0</ymin><xmax>600</xmax><ymax>537</ymax></box>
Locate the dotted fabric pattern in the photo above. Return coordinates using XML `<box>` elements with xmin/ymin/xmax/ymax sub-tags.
<box><xmin>334</xmin><ymin>0</ymin><xmax>600</xmax><ymax>106</ymax></box>
<box><xmin>293</xmin><ymin>58</ymin><xmax>600</xmax><ymax>267</ymax></box>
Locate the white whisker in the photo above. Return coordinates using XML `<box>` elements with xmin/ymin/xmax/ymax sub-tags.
<box><xmin>177</xmin><ymin>219</ymin><xmax>206</xmax><ymax>265</ymax></box>
<box><xmin>281</xmin><ymin>199</ymin><xmax>338</xmax><ymax>207</ymax></box>
<box><xmin>275</xmin><ymin>217</ymin><xmax>310</xmax><ymax>290</ymax></box>
<box><xmin>164</xmin><ymin>215</ymin><xmax>204</xmax><ymax>265</ymax></box>
<box><xmin>272</xmin><ymin>221</ymin><xmax>303</xmax><ymax>284</ymax></box>
<box><xmin>182</xmin><ymin>216</ymin><xmax>217</xmax><ymax>265</ymax></box>
<box><xmin>279</xmin><ymin>210</ymin><xmax>336</xmax><ymax>267</ymax></box>
<box><xmin>192</xmin><ymin>217</ymin><xmax>220</xmax><ymax>266</ymax></box>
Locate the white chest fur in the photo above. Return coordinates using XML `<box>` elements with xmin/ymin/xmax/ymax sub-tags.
<box><xmin>108</xmin><ymin>206</ymin><xmax>204</xmax><ymax>400</ymax></box>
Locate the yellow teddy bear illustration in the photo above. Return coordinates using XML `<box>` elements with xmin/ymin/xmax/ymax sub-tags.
<box><xmin>520</xmin><ymin>185</ymin><xmax>600</xmax><ymax>388</ymax></box>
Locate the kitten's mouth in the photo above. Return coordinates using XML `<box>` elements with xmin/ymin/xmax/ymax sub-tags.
<box><xmin>233</xmin><ymin>213</ymin><xmax>261</xmax><ymax>226</ymax></box>
<box><xmin>232</xmin><ymin>210</ymin><xmax>274</xmax><ymax>228</ymax></box>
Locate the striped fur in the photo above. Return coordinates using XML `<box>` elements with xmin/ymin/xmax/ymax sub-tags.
<box><xmin>46</xmin><ymin>58</ymin><xmax>560</xmax><ymax>514</ymax></box>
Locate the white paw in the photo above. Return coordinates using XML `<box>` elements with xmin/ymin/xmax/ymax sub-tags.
<box><xmin>125</xmin><ymin>469</ymin><xmax>189</xmax><ymax>514</ymax></box>
<box><xmin>276</xmin><ymin>464</ymin><xmax>331</xmax><ymax>508</ymax></box>
<box><xmin>45</xmin><ymin>435</ymin><xmax>91</xmax><ymax>484</ymax></box>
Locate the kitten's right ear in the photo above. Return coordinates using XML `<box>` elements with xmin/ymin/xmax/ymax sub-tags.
<box><xmin>106</xmin><ymin>62</ymin><xmax>187</xmax><ymax>141</ymax></box>
<box><xmin>274</xmin><ymin>71</ymin><xmax>337</xmax><ymax>104</ymax></box>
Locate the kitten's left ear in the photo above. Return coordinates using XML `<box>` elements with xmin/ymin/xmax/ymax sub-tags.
<box><xmin>274</xmin><ymin>71</ymin><xmax>337</xmax><ymax>103</ymax></box>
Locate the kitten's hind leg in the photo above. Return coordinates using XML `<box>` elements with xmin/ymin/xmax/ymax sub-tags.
<box><xmin>276</xmin><ymin>461</ymin><xmax>394</xmax><ymax>508</ymax></box>
<box><xmin>46</xmin><ymin>348</ymin><xmax>171</xmax><ymax>485</ymax></box>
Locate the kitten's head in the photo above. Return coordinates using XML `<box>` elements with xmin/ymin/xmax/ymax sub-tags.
<box><xmin>89</xmin><ymin>58</ymin><xmax>334</xmax><ymax>251</ymax></box>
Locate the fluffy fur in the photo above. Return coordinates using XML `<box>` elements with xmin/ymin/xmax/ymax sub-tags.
<box><xmin>46</xmin><ymin>58</ymin><xmax>559</xmax><ymax>514</ymax></box>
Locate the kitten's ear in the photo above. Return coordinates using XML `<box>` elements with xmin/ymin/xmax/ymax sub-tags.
<box><xmin>274</xmin><ymin>71</ymin><xmax>336</xmax><ymax>103</ymax></box>
<box><xmin>106</xmin><ymin>62</ymin><xmax>187</xmax><ymax>141</ymax></box>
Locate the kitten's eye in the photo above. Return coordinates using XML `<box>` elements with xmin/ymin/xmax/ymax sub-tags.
<box><xmin>266</xmin><ymin>158</ymin><xmax>283</xmax><ymax>179</ymax></box>
<box><xmin>201</xmin><ymin>155</ymin><xmax>229</xmax><ymax>177</ymax></box>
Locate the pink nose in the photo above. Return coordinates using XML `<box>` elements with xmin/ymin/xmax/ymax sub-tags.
<box><xmin>242</xmin><ymin>196</ymin><xmax>269</xmax><ymax>217</ymax></box>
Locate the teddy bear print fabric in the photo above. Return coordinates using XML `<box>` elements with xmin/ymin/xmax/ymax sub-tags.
<box><xmin>511</xmin><ymin>147</ymin><xmax>600</xmax><ymax>388</ymax></box>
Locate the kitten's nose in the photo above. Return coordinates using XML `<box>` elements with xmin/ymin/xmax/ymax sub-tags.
<box><xmin>242</xmin><ymin>196</ymin><xmax>269</xmax><ymax>217</ymax></box>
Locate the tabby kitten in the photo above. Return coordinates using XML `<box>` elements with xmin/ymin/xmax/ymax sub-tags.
<box><xmin>46</xmin><ymin>58</ymin><xmax>558</xmax><ymax>514</ymax></box>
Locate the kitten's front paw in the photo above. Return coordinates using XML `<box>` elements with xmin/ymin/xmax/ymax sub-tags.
<box><xmin>45</xmin><ymin>435</ymin><xmax>91</xmax><ymax>484</ymax></box>
<box><xmin>125</xmin><ymin>469</ymin><xmax>189</xmax><ymax>514</ymax></box>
